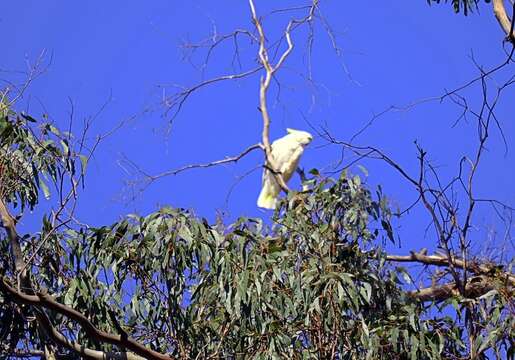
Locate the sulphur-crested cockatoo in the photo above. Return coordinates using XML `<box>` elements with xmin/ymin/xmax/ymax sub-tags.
<box><xmin>257</xmin><ymin>128</ymin><xmax>313</xmax><ymax>209</ymax></box>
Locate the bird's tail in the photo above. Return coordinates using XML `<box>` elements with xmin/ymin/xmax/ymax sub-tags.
<box><xmin>257</xmin><ymin>188</ymin><xmax>277</xmax><ymax>209</ymax></box>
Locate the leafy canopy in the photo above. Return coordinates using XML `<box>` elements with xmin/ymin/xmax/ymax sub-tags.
<box><xmin>1</xmin><ymin>109</ymin><xmax>513</xmax><ymax>359</ymax></box>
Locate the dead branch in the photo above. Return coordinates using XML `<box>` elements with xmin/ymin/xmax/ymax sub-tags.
<box><xmin>348</xmin><ymin>46</ymin><xmax>514</xmax><ymax>145</ymax></box>
<box><xmin>179</xmin><ymin>28</ymin><xmax>258</xmax><ymax>74</ymax></box>
<box><xmin>5</xmin><ymin>50</ymin><xmax>51</xmax><ymax>107</ymax></box>
<box><xmin>163</xmin><ymin>66</ymin><xmax>262</xmax><ymax>120</ymax></box>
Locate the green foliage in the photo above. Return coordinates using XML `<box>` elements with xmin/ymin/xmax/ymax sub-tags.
<box><xmin>6</xmin><ymin>168</ymin><xmax>511</xmax><ymax>359</ymax></box>
<box><xmin>0</xmin><ymin>96</ymin><xmax>85</xmax><ymax>357</ymax></box>
<box><xmin>0</xmin><ymin>104</ymin><xmax>512</xmax><ymax>359</ymax></box>
<box><xmin>0</xmin><ymin>94</ymin><xmax>78</xmax><ymax>211</ymax></box>
<box><xmin>426</xmin><ymin>0</ymin><xmax>490</xmax><ymax>15</ymax></box>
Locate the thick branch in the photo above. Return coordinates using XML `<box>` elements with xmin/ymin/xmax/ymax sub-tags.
<box><xmin>0</xmin><ymin>197</ymin><xmax>30</xmax><ymax>292</ymax></box>
<box><xmin>386</xmin><ymin>250</ymin><xmax>515</xmax><ymax>287</ymax></box>
<box><xmin>493</xmin><ymin>0</ymin><xmax>515</xmax><ymax>43</ymax></box>
<box><xmin>36</xmin><ymin>310</ymin><xmax>146</xmax><ymax>360</ymax></box>
<box><xmin>0</xmin><ymin>198</ymin><xmax>21</xmax><ymax>266</ymax></box>
<box><xmin>408</xmin><ymin>276</ymin><xmax>497</xmax><ymax>302</ymax></box>
<box><xmin>0</xmin><ymin>278</ymin><xmax>173</xmax><ymax>360</ymax></box>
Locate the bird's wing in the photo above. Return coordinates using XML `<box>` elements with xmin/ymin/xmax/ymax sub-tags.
<box><xmin>271</xmin><ymin>135</ymin><xmax>304</xmax><ymax>182</ymax></box>
<box><xmin>257</xmin><ymin>133</ymin><xmax>307</xmax><ymax>209</ymax></box>
<box><xmin>261</xmin><ymin>136</ymin><xmax>292</xmax><ymax>182</ymax></box>
<box><xmin>271</xmin><ymin>135</ymin><xmax>299</xmax><ymax>167</ymax></box>
<box><xmin>280</xmin><ymin>145</ymin><xmax>304</xmax><ymax>183</ymax></box>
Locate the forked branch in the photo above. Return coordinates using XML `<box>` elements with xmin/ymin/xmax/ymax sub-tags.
<box><xmin>248</xmin><ymin>0</ymin><xmax>318</xmax><ymax>193</ymax></box>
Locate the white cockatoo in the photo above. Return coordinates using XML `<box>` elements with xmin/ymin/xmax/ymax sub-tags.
<box><xmin>257</xmin><ymin>128</ymin><xmax>313</xmax><ymax>209</ymax></box>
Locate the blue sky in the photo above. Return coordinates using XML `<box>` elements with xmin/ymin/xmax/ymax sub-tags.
<box><xmin>2</xmin><ymin>1</ymin><xmax>513</xmax><ymax>257</ymax></box>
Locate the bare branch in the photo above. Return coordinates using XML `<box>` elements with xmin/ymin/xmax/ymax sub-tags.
<box><xmin>147</xmin><ymin>143</ymin><xmax>263</xmax><ymax>181</ymax></box>
<box><xmin>349</xmin><ymin>47</ymin><xmax>514</xmax><ymax>144</ymax></box>
<box><xmin>249</xmin><ymin>0</ymin><xmax>318</xmax><ymax>193</ymax></box>
<box><xmin>163</xmin><ymin>67</ymin><xmax>262</xmax><ymax>120</ymax></box>
<box><xmin>4</xmin><ymin>50</ymin><xmax>51</xmax><ymax>107</ymax></box>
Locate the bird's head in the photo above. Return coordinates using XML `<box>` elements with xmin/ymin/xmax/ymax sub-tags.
<box><xmin>286</xmin><ymin>128</ymin><xmax>313</xmax><ymax>146</ymax></box>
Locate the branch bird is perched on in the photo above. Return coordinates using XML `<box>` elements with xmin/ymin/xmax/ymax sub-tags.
<box><xmin>257</xmin><ymin>128</ymin><xmax>313</xmax><ymax>209</ymax></box>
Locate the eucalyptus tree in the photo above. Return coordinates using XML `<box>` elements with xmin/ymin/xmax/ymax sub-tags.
<box><xmin>1</xmin><ymin>1</ymin><xmax>514</xmax><ymax>359</ymax></box>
